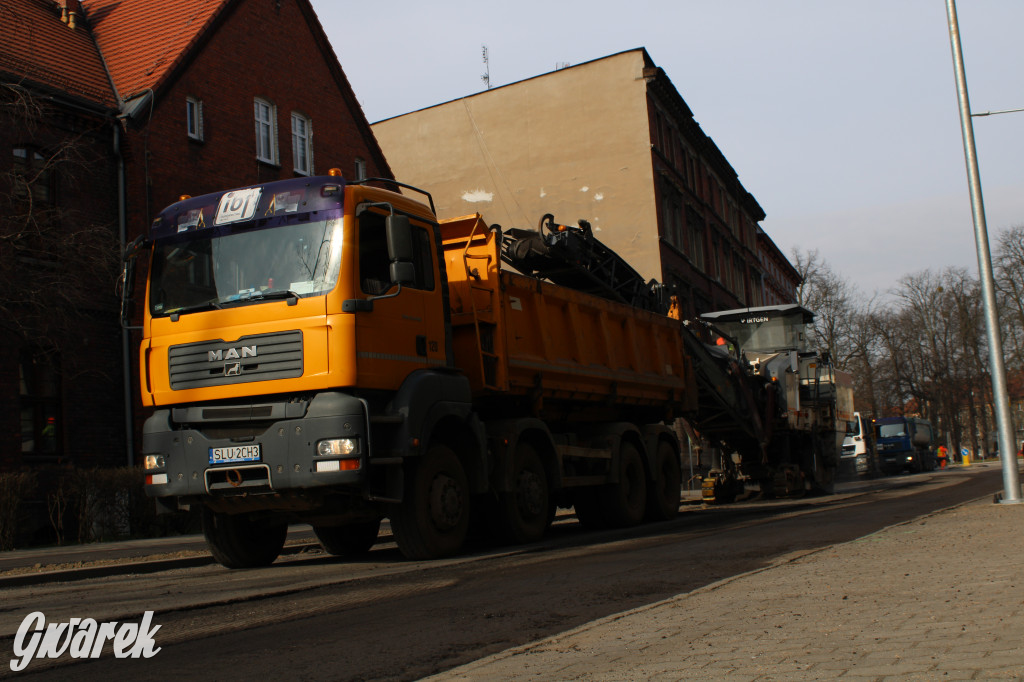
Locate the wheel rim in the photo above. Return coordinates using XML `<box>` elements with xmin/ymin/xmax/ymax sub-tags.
<box><xmin>428</xmin><ymin>471</ymin><xmax>464</xmax><ymax>531</ymax></box>
<box><xmin>516</xmin><ymin>468</ymin><xmax>545</xmax><ymax>519</ymax></box>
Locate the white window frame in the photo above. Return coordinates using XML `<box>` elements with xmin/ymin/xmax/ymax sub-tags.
<box><xmin>186</xmin><ymin>96</ymin><xmax>204</xmax><ymax>141</ymax></box>
<box><xmin>254</xmin><ymin>98</ymin><xmax>278</xmax><ymax>165</ymax></box>
<box><xmin>291</xmin><ymin>112</ymin><xmax>313</xmax><ymax>175</ymax></box>
<box><xmin>354</xmin><ymin>157</ymin><xmax>367</xmax><ymax>181</ymax></box>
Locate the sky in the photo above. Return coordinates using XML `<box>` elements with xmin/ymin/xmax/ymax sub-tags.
<box><xmin>310</xmin><ymin>1</ymin><xmax>1024</xmax><ymax>300</ymax></box>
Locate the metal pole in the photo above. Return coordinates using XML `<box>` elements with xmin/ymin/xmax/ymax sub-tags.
<box><xmin>946</xmin><ymin>0</ymin><xmax>1021</xmax><ymax>503</ymax></box>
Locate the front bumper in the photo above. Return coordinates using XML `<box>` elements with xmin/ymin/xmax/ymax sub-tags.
<box><xmin>142</xmin><ymin>392</ymin><xmax>367</xmax><ymax>500</ymax></box>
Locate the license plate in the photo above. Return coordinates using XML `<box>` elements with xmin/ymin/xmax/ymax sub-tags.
<box><xmin>209</xmin><ymin>444</ymin><xmax>261</xmax><ymax>464</ymax></box>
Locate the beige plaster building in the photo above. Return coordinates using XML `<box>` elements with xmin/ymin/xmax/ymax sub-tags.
<box><xmin>372</xmin><ymin>48</ymin><xmax>798</xmax><ymax>318</ymax></box>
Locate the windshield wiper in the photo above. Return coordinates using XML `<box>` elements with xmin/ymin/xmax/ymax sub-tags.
<box><xmin>223</xmin><ymin>289</ymin><xmax>302</xmax><ymax>307</ymax></box>
<box><xmin>166</xmin><ymin>298</ymin><xmax>223</xmax><ymax>320</ymax></box>
<box><xmin>254</xmin><ymin>289</ymin><xmax>302</xmax><ymax>303</ymax></box>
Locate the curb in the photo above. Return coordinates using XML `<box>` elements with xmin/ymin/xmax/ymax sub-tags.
<box><xmin>0</xmin><ymin>542</ymin><xmax>321</xmax><ymax>589</ymax></box>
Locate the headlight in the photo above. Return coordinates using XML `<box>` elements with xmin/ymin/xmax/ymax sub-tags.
<box><xmin>317</xmin><ymin>438</ymin><xmax>358</xmax><ymax>456</ymax></box>
<box><xmin>144</xmin><ymin>455</ymin><xmax>166</xmax><ymax>470</ymax></box>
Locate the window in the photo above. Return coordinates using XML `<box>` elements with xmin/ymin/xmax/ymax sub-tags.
<box><xmin>358</xmin><ymin>210</ymin><xmax>435</xmax><ymax>295</ymax></box>
<box><xmin>12</xmin><ymin>146</ymin><xmax>53</xmax><ymax>203</ymax></box>
<box><xmin>20</xmin><ymin>348</ymin><xmax>60</xmax><ymax>457</ymax></box>
<box><xmin>661</xmin><ymin>182</ymin><xmax>684</xmax><ymax>251</ymax></box>
<box><xmin>291</xmin><ymin>112</ymin><xmax>312</xmax><ymax>175</ymax></box>
<box><xmin>733</xmin><ymin>254</ymin><xmax>745</xmax><ymax>297</ymax></box>
<box><xmin>254</xmin><ymin>98</ymin><xmax>278</xmax><ymax>164</ymax></box>
<box><xmin>186</xmin><ymin>96</ymin><xmax>204</xmax><ymax>141</ymax></box>
<box><xmin>711</xmin><ymin>237</ymin><xmax>721</xmax><ymax>282</ymax></box>
<box><xmin>354</xmin><ymin>157</ymin><xmax>367</xmax><ymax>181</ymax></box>
<box><xmin>687</xmin><ymin>206</ymin><xmax>705</xmax><ymax>272</ymax></box>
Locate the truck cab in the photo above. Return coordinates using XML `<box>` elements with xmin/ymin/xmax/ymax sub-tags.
<box><xmin>841</xmin><ymin>411</ymin><xmax>873</xmax><ymax>477</ymax></box>
<box><xmin>874</xmin><ymin>416</ymin><xmax>936</xmax><ymax>474</ymax></box>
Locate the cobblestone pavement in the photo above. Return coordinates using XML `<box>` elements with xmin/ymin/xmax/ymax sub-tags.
<box><xmin>431</xmin><ymin>470</ymin><xmax>1024</xmax><ymax>681</ymax></box>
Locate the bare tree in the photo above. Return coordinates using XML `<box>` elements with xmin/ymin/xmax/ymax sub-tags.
<box><xmin>0</xmin><ymin>80</ymin><xmax>120</xmax><ymax>350</ymax></box>
<box><xmin>791</xmin><ymin>247</ymin><xmax>856</xmax><ymax>368</ymax></box>
<box><xmin>994</xmin><ymin>225</ymin><xmax>1024</xmax><ymax>369</ymax></box>
<box><xmin>885</xmin><ymin>267</ymin><xmax>985</xmax><ymax>457</ymax></box>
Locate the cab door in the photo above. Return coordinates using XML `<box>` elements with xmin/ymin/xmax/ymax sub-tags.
<box><xmin>353</xmin><ymin>207</ymin><xmax>447</xmax><ymax>390</ymax></box>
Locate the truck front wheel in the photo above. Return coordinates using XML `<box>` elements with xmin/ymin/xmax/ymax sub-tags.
<box><xmin>201</xmin><ymin>508</ymin><xmax>287</xmax><ymax>569</ymax></box>
<box><xmin>390</xmin><ymin>445</ymin><xmax>470</xmax><ymax>560</ymax></box>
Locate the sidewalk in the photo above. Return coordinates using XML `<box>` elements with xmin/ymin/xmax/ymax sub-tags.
<box><xmin>431</xmin><ymin>481</ymin><xmax>1024</xmax><ymax>680</ymax></box>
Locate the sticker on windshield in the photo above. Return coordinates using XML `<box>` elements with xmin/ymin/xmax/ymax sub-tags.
<box><xmin>266</xmin><ymin>191</ymin><xmax>302</xmax><ymax>215</ymax></box>
<box><xmin>215</xmin><ymin>188</ymin><xmax>262</xmax><ymax>225</ymax></box>
<box><xmin>177</xmin><ymin>208</ymin><xmax>206</xmax><ymax>233</ymax></box>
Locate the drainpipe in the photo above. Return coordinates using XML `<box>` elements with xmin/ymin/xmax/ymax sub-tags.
<box><xmin>114</xmin><ymin>123</ymin><xmax>134</xmax><ymax>467</ymax></box>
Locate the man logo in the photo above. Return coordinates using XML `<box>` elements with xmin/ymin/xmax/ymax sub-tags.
<box><xmin>224</xmin><ymin>362</ymin><xmax>241</xmax><ymax>377</ymax></box>
<box><xmin>208</xmin><ymin>345</ymin><xmax>257</xmax><ymax>362</ymax></box>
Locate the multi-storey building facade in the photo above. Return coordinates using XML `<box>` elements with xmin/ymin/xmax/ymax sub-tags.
<box><xmin>757</xmin><ymin>227</ymin><xmax>801</xmax><ymax>305</ymax></box>
<box><xmin>372</xmin><ymin>48</ymin><xmax>799</xmax><ymax>320</ymax></box>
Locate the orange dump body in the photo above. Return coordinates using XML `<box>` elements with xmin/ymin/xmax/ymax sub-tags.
<box><xmin>441</xmin><ymin>214</ymin><xmax>696</xmax><ymax>420</ymax></box>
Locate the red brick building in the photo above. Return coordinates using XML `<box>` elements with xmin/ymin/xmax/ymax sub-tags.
<box><xmin>0</xmin><ymin>0</ymin><xmax>391</xmax><ymax>472</ymax></box>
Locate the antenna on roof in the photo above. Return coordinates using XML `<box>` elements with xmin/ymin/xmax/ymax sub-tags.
<box><xmin>481</xmin><ymin>45</ymin><xmax>491</xmax><ymax>90</ymax></box>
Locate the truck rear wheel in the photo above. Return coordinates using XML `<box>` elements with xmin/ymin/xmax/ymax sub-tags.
<box><xmin>645</xmin><ymin>440</ymin><xmax>681</xmax><ymax>521</ymax></box>
<box><xmin>600</xmin><ymin>442</ymin><xmax>647</xmax><ymax>527</ymax></box>
<box><xmin>499</xmin><ymin>443</ymin><xmax>550</xmax><ymax>544</ymax></box>
<box><xmin>314</xmin><ymin>519</ymin><xmax>381</xmax><ymax>558</ymax></box>
<box><xmin>390</xmin><ymin>445</ymin><xmax>470</xmax><ymax>560</ymax></box>
<box><xmin>201</xmin><ymin>508</ymin><xmax>287</xmax><ymax>569</ymax></box>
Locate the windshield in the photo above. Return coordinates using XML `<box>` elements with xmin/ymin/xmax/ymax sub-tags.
<box><xmin>149</xmin><ymin>212</ymin><xmax>342</xmax><ymax>317</ymax></box>
<box><xmin>878</xmin><ymin>423</ymin><xmax>906</xmax><ymax>439</ymax></box>
<box><xmin>716</xmin><ymin>315</ymin><xmax>807</xmax><ymax>353</ymax></box>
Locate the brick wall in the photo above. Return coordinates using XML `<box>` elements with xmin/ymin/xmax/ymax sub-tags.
<box><xmin>122</xmin><ymin>0</ymin><xmax>390</xmax><ymax>238</ymax></box>
<box><xmin>0</xmin><ymin>109</ymin><xmax>123</xmax><ymax>469</ymax></box>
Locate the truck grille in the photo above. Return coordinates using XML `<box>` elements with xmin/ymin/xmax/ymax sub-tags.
<box><xmin>168</xmin><ymin>331</ymin><xmax>303</xmax><ymax>390</ymax></box>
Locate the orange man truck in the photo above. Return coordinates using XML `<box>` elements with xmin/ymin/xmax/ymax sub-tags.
<box><xmin>124</xmin><ymin>172</ymin><xmax>699</xmax><ymax>567</ymax></box>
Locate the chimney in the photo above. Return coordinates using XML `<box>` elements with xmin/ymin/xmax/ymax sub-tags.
<box><xmin>57</xmin><ymin>0</ymin><xmax>82</xmax><ymax>29</ymax></box>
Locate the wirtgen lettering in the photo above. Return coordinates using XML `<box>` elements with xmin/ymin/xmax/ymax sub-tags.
<box><xmin>10</xmin><ymin>611</ymin><xmax>161</xmax><ymax>672</ymax></box>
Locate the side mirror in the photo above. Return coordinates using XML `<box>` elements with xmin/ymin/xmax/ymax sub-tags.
<box><xmin>121</xmin><ymin>235</ymin><xmax>148</xmax><ymax>329</ymax></box>
<box><xmin>386</xmin><ymin>214</ymin><xmax>414</xmax><ymax>263</ymax></box>
<box><xmin>386</xmin><ymin>214</ymin><xmax>415</xmax><ymax>285</ymax></box>
<box><xmin>390</xmin><ymin>261</ymin><xmax>415</xmax><ymax>285</ymax></box>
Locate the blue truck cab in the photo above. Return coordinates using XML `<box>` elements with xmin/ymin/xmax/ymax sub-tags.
<box><xmin>874</xmin><ymin>416</ymin><xmax>936</xmax><ymax>474</ymax></box>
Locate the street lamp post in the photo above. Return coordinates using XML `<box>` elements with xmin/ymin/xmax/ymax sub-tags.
<box><xmin>945</xmin><ymin>0</ymin><xmax>1022</xmax><ymax>503</ymax></box>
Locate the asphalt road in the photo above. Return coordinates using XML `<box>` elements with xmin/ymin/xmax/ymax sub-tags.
<box><xmin>0</xmin><ymin>466</ymin><xmax>1000</xmax><ymax>681</ymax></box>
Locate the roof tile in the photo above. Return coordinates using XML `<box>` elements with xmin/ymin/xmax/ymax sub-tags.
<box><xmin>84</xmin><ymin>0</ymin><xmax>228</xmax><ymax>101</ymax></box>
<box><xmin>0</xmin><ymin>0</ymin><xmax>116</xmax><ymax>108</ymax></box>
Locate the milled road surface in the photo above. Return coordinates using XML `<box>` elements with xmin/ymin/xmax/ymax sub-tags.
<box><xmin>0</xmin><ymin>467</ymin><xmax>999</xmax><ymax>680</ymax></box>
